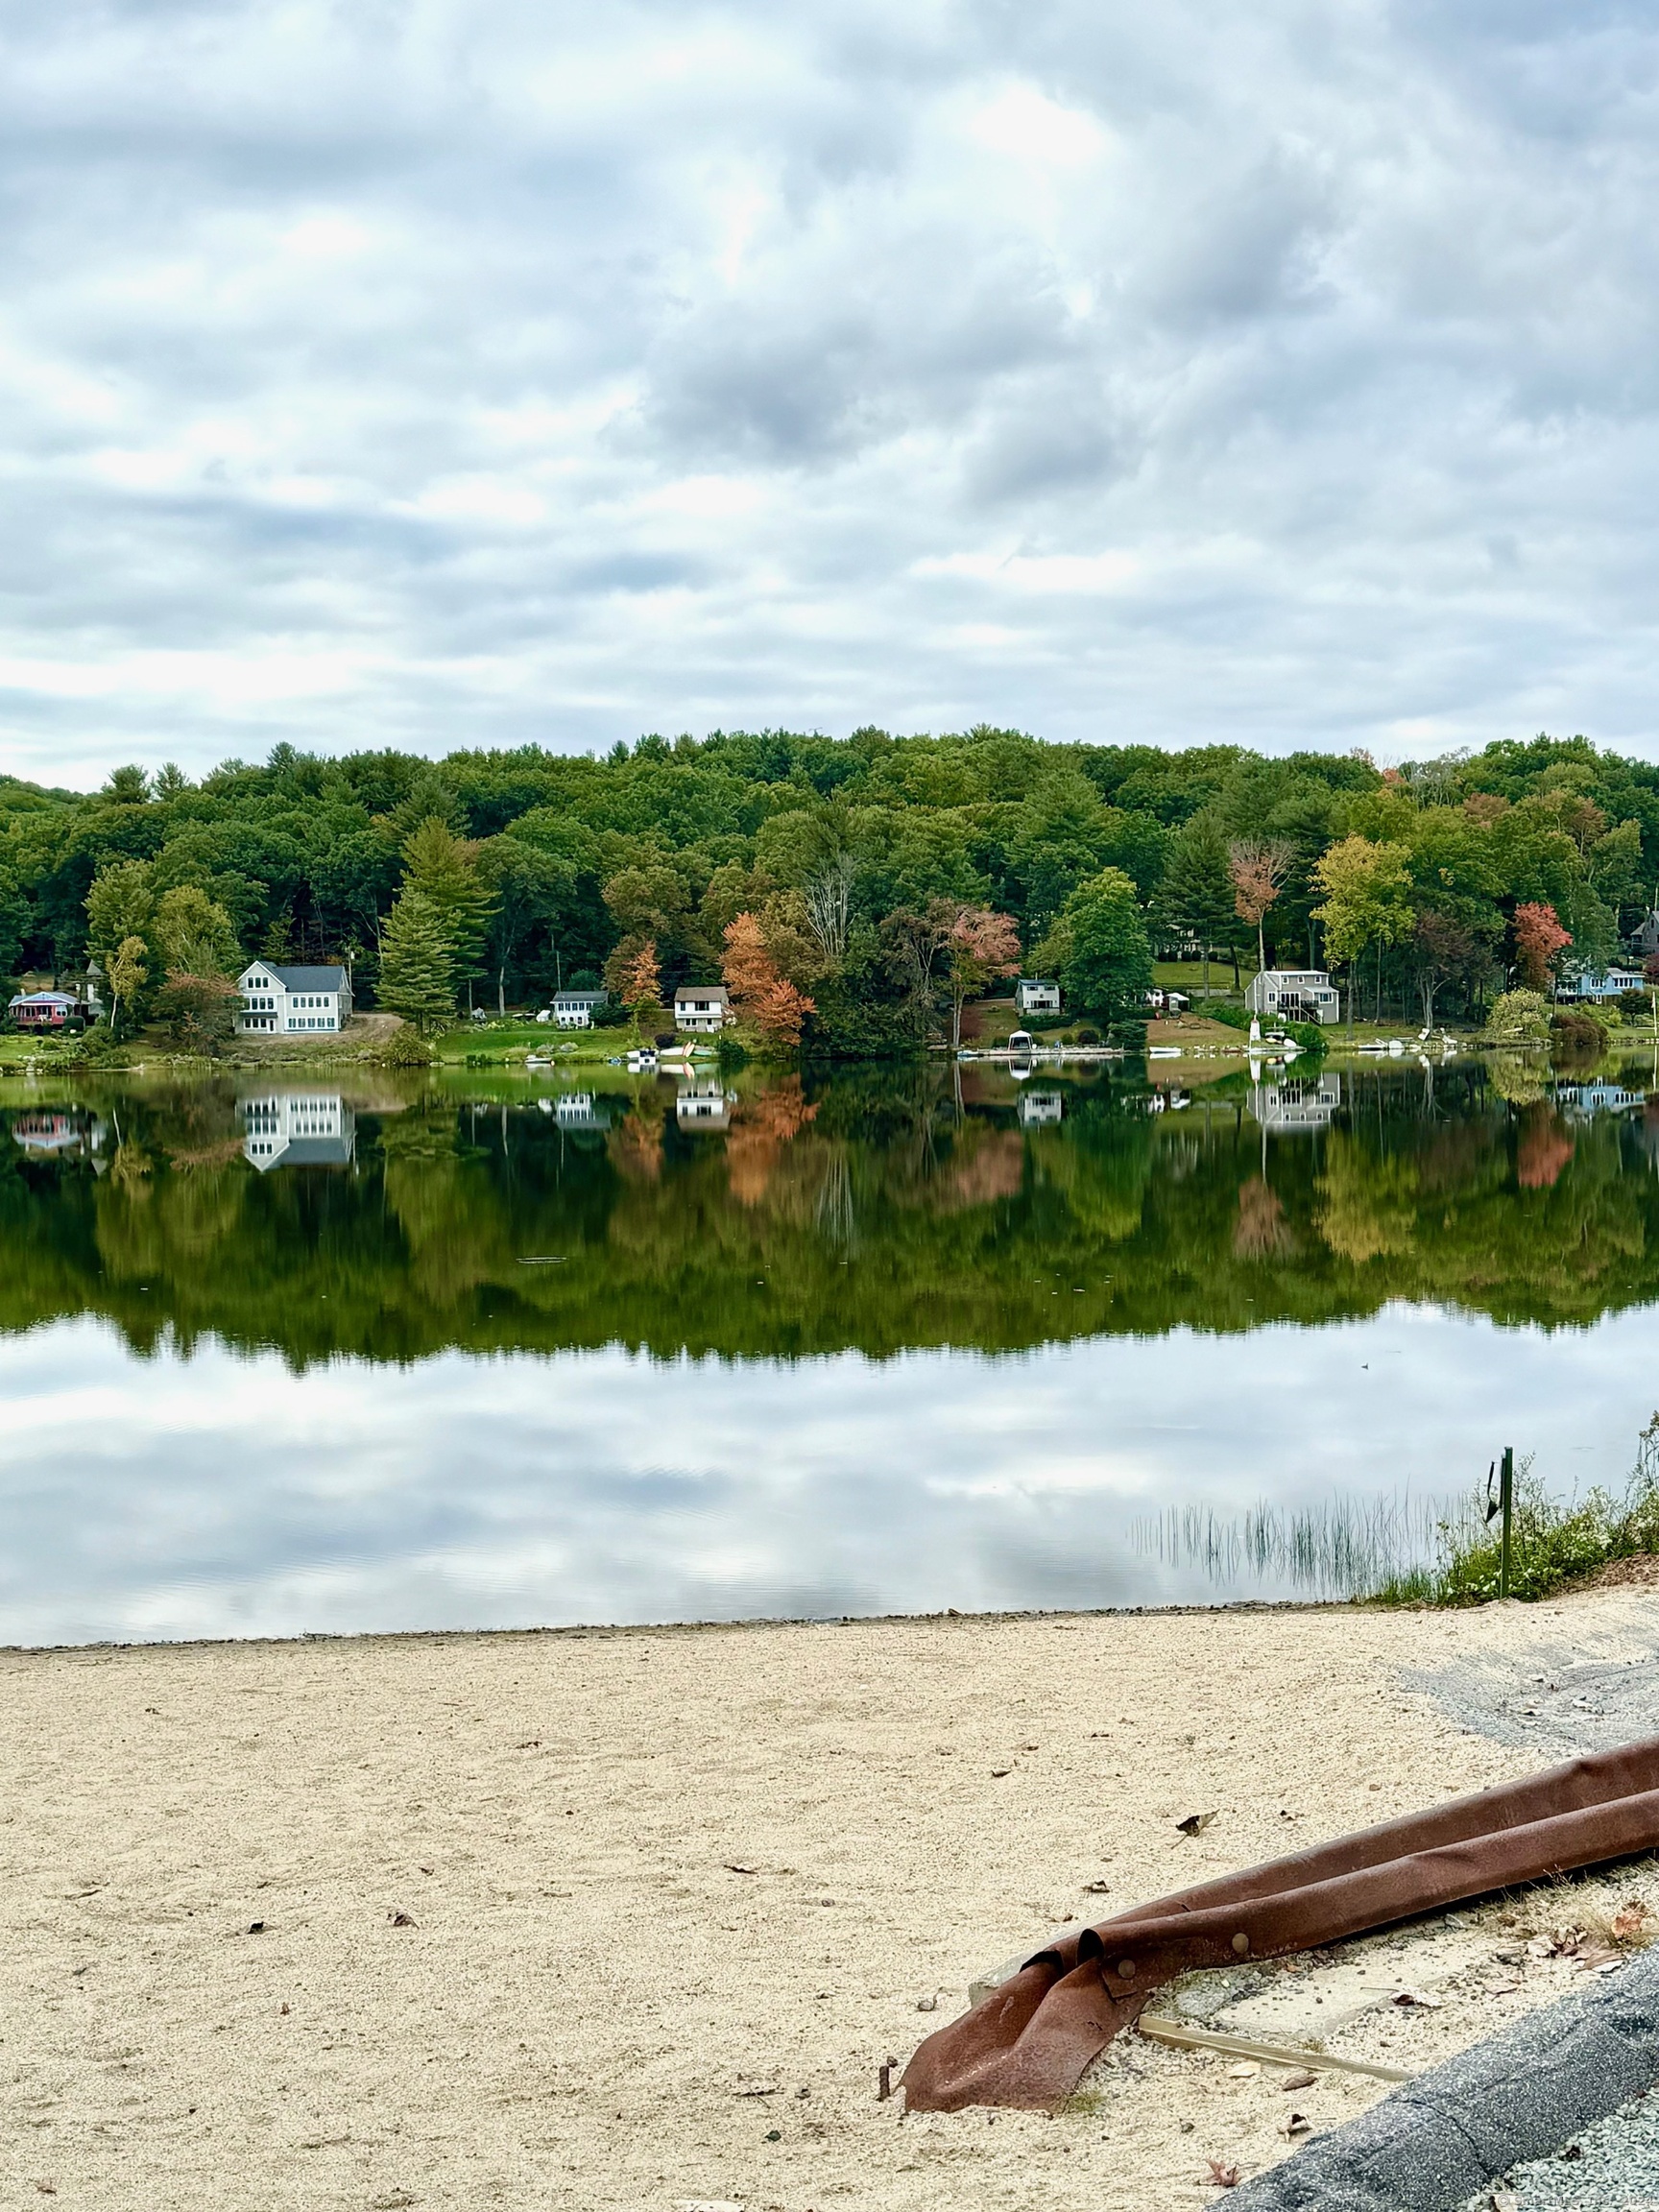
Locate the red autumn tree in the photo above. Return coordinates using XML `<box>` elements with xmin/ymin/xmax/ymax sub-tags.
<box><xmin>943</xmin><ymin>904</ymin><xmax>1022</xmax><ymax>1047</ymax></box>
<box><xmin>1511</xmin><ymin>902</ymin><xmax>1572</xmax><ymax>991</ymax></box>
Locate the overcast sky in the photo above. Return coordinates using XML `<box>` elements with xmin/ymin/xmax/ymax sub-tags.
<box><xmin>3</xmin><ymin>0</ymin><xmax>1658</xmax><ymax>788</ymax></box>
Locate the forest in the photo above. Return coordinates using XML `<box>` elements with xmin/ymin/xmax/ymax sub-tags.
<box><xmin>2</xmin><ymin>726</ymin><xmax>1657</xmax><ymax>1052</ymax></box>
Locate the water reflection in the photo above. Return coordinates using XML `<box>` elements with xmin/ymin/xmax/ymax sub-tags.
<box><xmin>0</xmin><ymin>1055</ymin><xmax>1656</xmax><ymax>1640</ymax></box>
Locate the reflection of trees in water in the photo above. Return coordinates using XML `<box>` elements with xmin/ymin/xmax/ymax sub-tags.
<box><xmin>1233</xmin><ymin>1175</ymin><xmax>1295</xmax><ymax>1260</ymax></box>
<box><xmin>609</xmin><ymin>1103</ymin><xmax>664</xmax><ymax>1184</ymax></box>
<box><xmin>1316</xmin><ymin>1133</ymin><xmax>1417</xmax><ymax>1264</ymax></box>
<box><xmin>1517</xmin><ymin>1104</ymin><xmax>1575</xmax><ymax>1190</ymax></box>
<box><xmin>5</xmin><ymin>1060</ymin><xmax>1659</xmax><ymax>1360</ymax></box>
<box><xmin>725</xmin><ymin>1080</ymin><xmax>818</xmax><ymax>1208</ymax></box>
<box><xmin>813</xmin><ymin>1149</ymin><xmax>855</xmax><ymax>1249</ymax></box>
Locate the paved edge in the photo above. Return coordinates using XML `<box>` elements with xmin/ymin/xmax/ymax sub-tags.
<box><xmin>1228</xmin><ymin>1941</ymin><xmax>1659</xmax><ymax>2211</ymax></box>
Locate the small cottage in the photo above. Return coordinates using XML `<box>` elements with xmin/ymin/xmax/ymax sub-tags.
<box><xmin>237</xmin><ymin>963</ymin><xmax>353</xmax><ymax>1036</ymax></box>
<box><xmin>549</xmin><ymin>988</ymin><xmax>609</xmax><ymax>1029</ymax></box>
<box><xmin>1015</xmin><ymin>978</ymin><xmax>1061</xmax><ymax>1016</ymax></box>
<box><xmin>673</xmin><ymin>984</ymin><xmax>731</xmax><ymax>1033</ymax></box>
<box><xmin>7</xmin><ymin>991</ymin><xmax>90</xmax><ymax>1030</ymax></box>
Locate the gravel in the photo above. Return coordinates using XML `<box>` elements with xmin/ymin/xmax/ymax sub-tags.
<box><xmin>1454</xmin><ymin>2084</ymin><xmax>1659</xmax><ymax>2210</ymax></box>
<box><xmin>1406</xmin><ymin>1642</ymin><xmax>1659</xmax><ymax>1759</ymax></box>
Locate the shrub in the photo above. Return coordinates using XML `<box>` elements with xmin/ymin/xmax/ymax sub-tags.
<box><xmin>77</xmin><ymin>1024</ymin><xmax>127</xmax><ymax>1064</ymax></box>
<box><xmin>378</xmin><ymin>1025</ymin><xmax>433</xmax><ymax>1068</ymax></box>
<box><xmin>1378</xmin><ymin>1418</ymin><xmax>1659</xmax><ymax>1606</ymax></box>
<box><xmin>1486</xmin><ymin>988</ymin><xmax>1550</xmax><ymax>1044</ymax></box>
<box><xmin>1617</xmin><ymin>989</ymin><xmax>1652</xmax><ymax>1021</ymax></box>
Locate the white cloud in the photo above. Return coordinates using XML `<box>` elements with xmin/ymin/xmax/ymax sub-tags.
<box><xmin>1</xmin><ymin>0</ymin><xmax>1658</xmax><ymax>783</ymax></box>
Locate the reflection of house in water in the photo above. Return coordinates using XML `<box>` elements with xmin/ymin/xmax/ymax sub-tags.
<box><xmin>675</xmin><ymin>1082</ymin><xmax>733</xmax><ymax>1131</ymax></box>
<box><xmin>1247</xmin><ymin>1072</ymin><xmax>1342</xmax><ymax>1133</ymax></box>
<box><xmin>10</xmin><ymin>1110</ymin><xmax>107</xmax><ymax>1164</ymax></box>
<box><xmin>1556</xmin><ymin>1080</ymin><xmax>1647</xmax><ymax>1120</ymax></box>
<box><xmin>239</xmin><ymin>1093</ymin><xmax>356</xmax><ymax>1171</ymax></box>
<box><xmin>549</xmin><ymin>1092</ymin><xmax>609</xmax><ymax>1131</ymax></box>
<box><xmin>1017</xmin><ymin>1090</ymin><xmax>1064</xmax><ymax>1127</ymax></box>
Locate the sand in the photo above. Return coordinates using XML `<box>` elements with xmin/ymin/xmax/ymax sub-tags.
<box><xmin>5</xmin><ymin>1591</ymin><xmax>1658</xmax><ymax>2211</ymax></box>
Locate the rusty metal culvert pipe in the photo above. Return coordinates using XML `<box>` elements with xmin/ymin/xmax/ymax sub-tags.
<box><xmin>902</xmin><ymin>1733</ymin><xmax>1659</xmax><ymax>2113</ymax></box>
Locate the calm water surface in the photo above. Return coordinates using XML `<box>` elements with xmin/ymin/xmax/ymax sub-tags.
<box><xmin>3</xmin><ymin>1055</ymin><xmax>1657</xmax><ymax>1642</ymax></box>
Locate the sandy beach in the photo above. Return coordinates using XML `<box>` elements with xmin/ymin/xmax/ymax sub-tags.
<box><xmin>5</xmin><ymin>1593</ymin><xmax>1658</xmax><ymax>2211</ymax></box>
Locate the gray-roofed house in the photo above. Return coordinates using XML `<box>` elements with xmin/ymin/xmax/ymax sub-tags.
<box><xmin>1015</xmin><ymin>978</ymin><xmax>1061</xmax><ymax>1015</ymax></box>
<box><xmin>237</xmin><ymin>962</ymin><xmax>353</xmax><ymax>1036</ymax></box>
<box><xmin>674</xmin><ymin>983</ymin><xmax>731</xmax><ymax>1033</ymax></box>
<box><xmin>549</xmin><ymin>988</ymin><xmax>608</xmax><ymax>1029</ymax></box>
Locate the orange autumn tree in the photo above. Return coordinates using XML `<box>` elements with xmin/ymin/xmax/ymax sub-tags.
<box><xmin>722</xmin><ymin>913</ymin><xmax>816</xmax><ymax>1050</ymax></box>
<box><xmin>612</xmin><ymin>938</ymin><xmax>662</xmax><ymax>1027</ymax></box>
<box><xmin>1511</xmin><ymin>902</ymin><xmax>1572</xmax><ymax>991</ymax></box>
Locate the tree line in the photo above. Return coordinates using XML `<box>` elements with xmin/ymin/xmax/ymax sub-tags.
<box><xmin>1</xmin><ymin>727</ymin><xmax>1655</xmax><ymax>1049</ymax></box>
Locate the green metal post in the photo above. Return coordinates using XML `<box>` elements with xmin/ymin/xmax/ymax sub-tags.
<box><xmin>1500</xmin><ymin>1446</ymin><xmax>1514</xmax><ymax>1600</ymax></box>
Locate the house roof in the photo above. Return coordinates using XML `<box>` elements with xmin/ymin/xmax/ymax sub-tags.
<box><xmin>241</xmin><ymin>963</ymin><xmax>349</xmax><ymax>992</ymax></box>
<box><xmin>553</xmin><ymin>988</ymin><xmax>607</xmax><ymax>1003</ymax></box>
<box><xmin>9</xmin><ymin>991</ymin><xmax>81</xmax><ymax>1007</ymax></box>
<box><xmin>674</xmin><ymin>983</ymin><xmax>729</xmax><ymax>1001</ymax></box>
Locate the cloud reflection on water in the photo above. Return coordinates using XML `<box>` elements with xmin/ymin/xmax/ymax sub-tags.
<box><xmin>2</xmin><ymin>1303</ymin><xmax>1656</xmax><ymax>1646</ymax></box>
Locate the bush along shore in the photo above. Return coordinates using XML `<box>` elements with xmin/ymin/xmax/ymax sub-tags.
<box><xmin>1378</xmin><ymin>1417</ymin><xmax>1659</xmax><ymax>1605</ymax></box>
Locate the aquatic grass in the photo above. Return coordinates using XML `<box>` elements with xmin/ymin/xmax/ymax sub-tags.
<box><xmin>1131</xmin><ymin>1491</ymin><xmax>1447</xmax><ymax>1602</ymax></box>
<box><xmin>1372</xmin><ymin>1415</ymin><xmax>1659</xmax><ymax>1606</ymax></box>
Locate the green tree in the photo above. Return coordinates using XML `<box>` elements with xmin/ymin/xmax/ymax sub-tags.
<box><xmin>1042</xmin><ymin>869</ymin><xmax>1153</xmax><ymax>1027</ymax></box>
<box><xmin>101</xmin><ymin>764</ymin><xmax>151</xmax><ymax>805</ymax></box>
<box><xmin>376</xmin><ymin>891</ymin><xmax>456</xmax><ymax>1033</ymax></box>
<box><xmin>108</xmin><ymin>935</ymin><xmax>147</xmax><ymax>1040</ymax></box>
<box><xmin>0</xmin><ymin>864</ymin><xmax>26</xmax><ymax>982</ymax></box>
<box><xmin>400</xmin><ymin>817</ymin><xmax>494</xmax><ymax>1002</ymax></box>
<box><xmin>475</xmin><ymin>834</ymin><xmax>576</xmax><ymax>1013</ymax></box>
<box><xmin>154</xmin><ymin>885</ymin><xmax>241</xmax><ymax>978</ymax></box>
<box><xmin>85</xmin><ymin>859</ymin><xmax>157</xmax><ymax>965</ymax></box>
<box><xmin>1311</xmin><ymin>836</ymin><xmax>1414</xmax><ymax>1029</ymax></box>
<box><xmin>1154</xmin><ymin>813</ymin><xmax>1236</xmax><ymax>996</ymax></box>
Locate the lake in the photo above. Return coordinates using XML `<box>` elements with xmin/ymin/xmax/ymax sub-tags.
<box><xmin>3</xmin><ymin>1051</ymin><xmax>1658</xmax><ymax>1644</ymax></box>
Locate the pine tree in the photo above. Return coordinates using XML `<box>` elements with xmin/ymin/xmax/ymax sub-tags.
<box><xmin>399</xmin><ymin>817</ymin><xmax>494</xmax><ymax>999</ymax></box>
<box><xmin>1155</xmin><ymin>814</ymin><xmax>1237</xmax><ymax>998</ymax></box>
<box><xmin>377</xmin><ymin>891</ymin><xmax>456</xmax><ymax>1033</ymax></box>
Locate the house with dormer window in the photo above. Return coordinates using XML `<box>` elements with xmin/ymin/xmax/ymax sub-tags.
<box><xmin>237</xmin><ymin>963</ymin><xmax>353</xmax><ymax>1035</ymax></box>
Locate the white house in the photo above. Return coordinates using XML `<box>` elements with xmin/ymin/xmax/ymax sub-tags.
<box><xmin>239</xmin><ymin>1092</ymin><xmax>356</xmax><ymax>1170</ymax></box>
<box><xmin>1243</xmin><ymin>969</ymin><xmax>1341</xmax><ymax>1024</ymax></box>
<box><xmin>1015</xmin><ymin>978</ymin><xmax>1061</xmax><ymax>1015</ymax></box>
<box><xmin>1557</xmin><ymin>966</ymin><xmax>1647</xmax><ymax>1003</ymax></box>
<box><xmin>547</xmin><ymin>988</ymin><xmax>609</xmax><ymax>1029</ymax></box>
<box><xmin>674</xmin><ymin>983</ymin><xmax>731</xmax><ymax>1033</ymax></box>
<box><xmin>237</xmin><ymin>962</ymin><xmax>353</xmax><ymax>1036</ymax></box>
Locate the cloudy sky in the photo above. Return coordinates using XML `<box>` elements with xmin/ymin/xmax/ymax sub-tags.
<box><xmin>3</xmin><ymin>0</ymin><xmax>1658</xmax><ymax>787</ymax></box>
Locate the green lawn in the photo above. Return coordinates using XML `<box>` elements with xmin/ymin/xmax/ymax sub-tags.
<box><xmin>430</xmin><ymin>1017</ymin><xmax>649</xmax><ymax>1062</ymax></box>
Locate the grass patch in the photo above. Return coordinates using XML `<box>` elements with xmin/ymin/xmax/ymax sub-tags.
<box><xmin>1375</xmin><ymin>1418</ymin><xmax>1659</xmax><ymax>1605</ymax></box>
